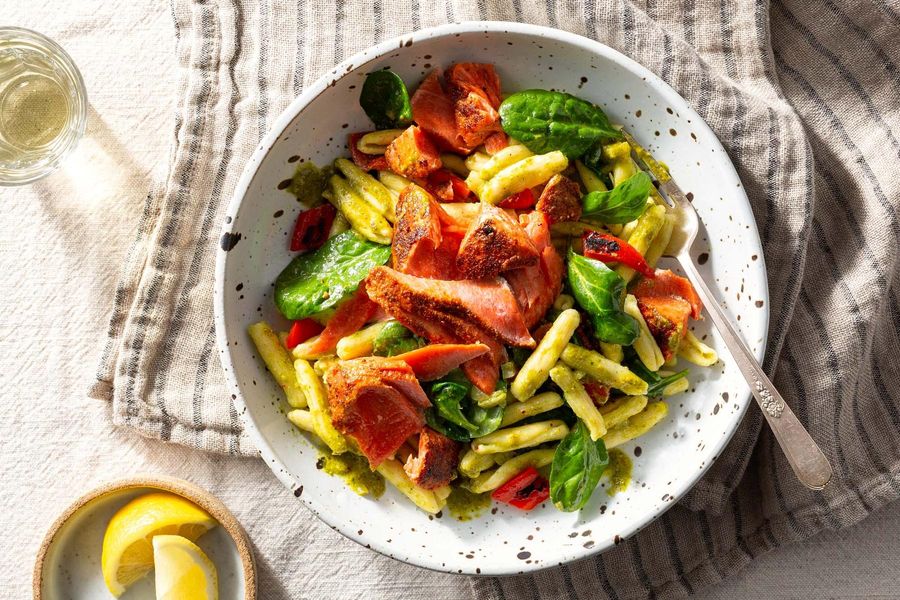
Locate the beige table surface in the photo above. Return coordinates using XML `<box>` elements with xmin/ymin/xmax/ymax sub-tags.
<box><xmin>3</xmin><ymin>2</ymin><xmax>898</xmax><ymax>598</ymax></box>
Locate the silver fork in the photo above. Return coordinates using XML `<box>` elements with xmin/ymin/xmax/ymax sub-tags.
<box><xmin>624</xmin><ymin>133</ymin><xmax>833</xmax><ymax>491</ymax></box>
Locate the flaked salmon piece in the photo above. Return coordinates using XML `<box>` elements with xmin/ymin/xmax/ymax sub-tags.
<box><xmin>385</xmin><ymin>125</ymin><xmax>442</xmax><ymax>179</ymax></box>
<box><xmin>392</xmin><ymin>185</ymin><xmax>462</xmax><ymax>279</ymax></box>
<box><xmin>425</xmin><ymin>168</ymin><xmax>473</xmax><ymax>203</ymax></box>
<box><xmin>446</xmin><ymin>63</ymin><xmax>502</xmax><ymax>108</ymax></box>
<box><xmin>404</xmin><ymin>427</ymin><xmax>460</xmax><ymax>489</ymax></box>
<box><xmin>365</xmin><ymin>266</ymin><xmax>535</xmax><ymax>347</ymax></box>
<box><xmin>303</xmin><ymin>286</ymin><xmax>377</xmax><ymax>355</ymax></box>
<box><xmin>411</xmin><ymin>70</ymin><xmax>469</xmax><ymax>154</ymax></box>
<box><xmin>503</xmin><ymin>212</ymin><xmax>564</xmax><ymax>328</ymax></box>
<box><xmin>394</xmin><ymin>343</ymin><xmax>490</xmax><ymax>381</ymax></box>
<box><xmin>632</xmin><ymin>269</ymin><xmax>703</xmax><ymax>360</ymax></box>
<box><xmin>348</xmin><ymin>132</ymin><xmax>389</xmax><ymax>171</ymax></box>
<box><xmin>456</xmin><ymin>203</ymin><xmax>539</xmax><ymax>280</ymax></box>
<box><xmin>535</xmin><ymin>174</ymin><xmax>583</xmax><ymax>224</ymax></box>
<box><xmin>325</xmin><ymin>357</ymin><xmax>430</xmax><ymax>468</ymax></box>
<box><xmin>483</xmin><ymin>131</ymin><xmax>509</xmax><ymax>155</ymax></box>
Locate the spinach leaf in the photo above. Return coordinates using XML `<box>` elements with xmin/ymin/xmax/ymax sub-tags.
<box><xmin>359</xmin><ymin>70</ymin><xmax>413</xmax><ymax>130</ymax></box>
<box><xmin>431</xmin><ymin>382</ymin><xmax>478</xmax><ymax>433</ymax></box>
<box><xmin>426</xmin><ymin>373</ymin><xmax>504</xmax><ymax>441</ymax></box>
<box><xmin>567</xmin><ymin>251</ymin><xmax>639</xmax><ymax>345</ymax></box>
<box><xmin>581</xmin><ymin>171</ymin><xmax>653</xmax><ymax>224</ymax></box>
<box><xmin>274</xmin><ymin>230</ymin><xmax>391</xmax><ymax>320</ymax></box>
<box><xmin>499</xmin><ymin>90</ymin><xmax>622</xmax><ymax>158</ymax></box>
<box><xmin>468</xmin><ymin>402</ymin><xmax>504</xmax><ymax>437</ymax></box>
<box><xmin>425</xmin><ymin>409</ymin><xmax>472</xmax><ymax>442</ymax></box>
<box><xmin>550</xmin><ymin>421</ymin><xmax>610</xmax><ymax>511</ymax></box>
<box><xmin>624</xmin><ymin>349</ymin><xmax>689</xmax><ymax>397</ymax></box>
<box><xmin>372</xmin><ymin>321</ymin><xmax>424</xmax><ymax>357</ymax></box>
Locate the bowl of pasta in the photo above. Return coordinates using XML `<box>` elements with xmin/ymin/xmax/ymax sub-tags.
<box><xmin>214</xmin><ymin>22</ymin><xmax>769</xmax><ymax>575</ymax></box>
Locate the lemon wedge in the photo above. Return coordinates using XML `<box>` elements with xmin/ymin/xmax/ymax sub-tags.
<box><xmin>101</xmin><ymin>492</ymin><xmax>217</xmax><ymax>597</ymax></box>
<box><xmin>153</xmin><ymin>535</ymin><xmax>219</xmax><ymax>600</ymax></box>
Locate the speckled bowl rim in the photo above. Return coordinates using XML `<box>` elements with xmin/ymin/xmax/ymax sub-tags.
<box><xmin>32</xmin><ymin>475</ymin><xmax>257</xmax><ymax>600</ymax></box>
<box><xmin>215</xmin><ymin>21</ymin><xmax>769</xmax><ymax>576</ymax></box>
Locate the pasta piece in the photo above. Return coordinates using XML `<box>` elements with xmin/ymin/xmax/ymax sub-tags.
<box><xmin>599</xmin><ymin>395</ymin><xmax>648</xmax><ymax>429</ymax></box>
<box><xmin>471</xmin><ymin>420</ymin><xmax>569</xmax><ymax>454</ymax></box>
<box><xmin>620</xmin><ymin>199</ymin><xmax>655</xmax><ymax>239</ymax></box>
<box><xmin>662</xmin><ymin>375</ymin><xmax>690</xmax><ymax>396</ymax></box>
<box><xmin>643</xmin><ymin>212</ymin><xmax>676</xmax><ymax>268</ymax></box>
<box><xmin>312</xmin><ymin>356</ymin><xmax>339</xmax><ymax>378</ymax></box>
<box><xmin>328</xmin><ymin>212</ymin><xmax>350</xmax><ymax>238</ymax></box>
<box><xmin>328</xmin><ymin>175</ymin><xmax>392</xmax><ymax>244</ymax></box>
<box><xmin>492</xmin><ymin>452</ymin><xmax>514</xmax><ymax>465</ymax></box>
<box><xmin>468</xmin><ymin>145</ymin><xmax>533</xmax><ymax>182</ymax></box>
<box><xmin>500</xmin><ymin>392</ymin><xmax>564</xmax><ymax>428</ymax></box>
<box><xmin>478</xmin><ymin>151</ymin><xmax>569</xmax><ymax>205</ymax></box>
<box><xmin>603</xmin><ymin>401</ymin><xmax>668</xmax><ymax>449</ymax></box>
<box><xmin>464</xmin><ymin>150</ymin><xmax>492</xmax><ymax>173</ymax></box>
<box><xmin>287</xmin><ymin>409</ymin><xmax>315</xmax><ymax>433</ymax></box>
<box><xmin>335</xmin><ymin>321</ymin><xmax>388</xmax><ymax>360</ymax></box>
<box><xmin>598</xmin><ymin>342</ymin><xmax>624</xmax><ymax>364</ymax></box>
<box><xmin>616</xmin><ymin>204</ymin><xmax>666</xmax><ymax>283</ymax></box>
<box><xmin>433</xmin><ymin>485</ymin><xmax>452</xmax><ymax>502</ymax></box>
<box><xmin>624</xmin><ymin>294</ymin><xmax>665</xmax><ymax>371</ymax></box>
<box><xmin>471</xmin><ymin>384</ymin><xmax>508</xmax><ymax>408</ymax></box>
<box><xmin>678</xmin><ymin>330</ymin><xmax>719</xmax><ymax>366</ymax></box>
<box><xmin>459</xmin><ymin>447</ymin><xmax>497</xmax><ymax>479</ymax></box>
<box><xmin>440</xmin><ymin>153</ymin><xmax>469</xmax><ymax>177</ymax></box>
<box><xmin>247</xmin><ymin>322</ymin><xmax>307</xmax><ymax>408</ymax></box>
<box><xmin>377</xmin><ymin>459</ymin><xmax>444</xmax><ymax>513</ymax></box>
<box><xmin>357</xmin><ymin>129</ymin><xmax>404</xmax><ymax>154</ymax></box>
<box><xmin>549</xmin><ymin>364</ymin><xmax>607</xmax><ymax>440</ymax></box>
<box><xmin>560</xmin><ymin>344</ymin><xmax>649</xmax><ymax>395</ymax></box>
<box><xmin>292</xmin><ymin>334</ymin><xmax>331</xmax><ymax>361</ymax></box>
<box><xmin>575</xmin><ymin>159</ymin><xmax>608</xmax><ymax>193</ymax></box>
<box><xmin>334</xmin><ymin>158</ymin><xmax>396</xmax><ymax>222</ymax></box>
<box><xmin>294</xmin><ymin>359</ymin><xmax>348</xmax><ymax>454</ymax></box>
<box><xmin>553</xmin><ymin>294</ymin><xmax>575</xmax><ymax>311</ymax></box>
<box><xmin>511</xmin><ymin>309</ymin><xmax>580</xmax><ymax>401</ymax></box>
<box><xmin>465</xmin><ymin>449</ymin><xmax>556</xmax><ymax>494</ymax></box>
<box><xmin>377</xmin><ymin>169</ymin><xmax>413</xmax><ymax>193</ymax></box>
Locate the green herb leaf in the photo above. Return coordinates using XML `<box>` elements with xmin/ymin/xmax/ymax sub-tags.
<box><xmin>372</xmin><ymin>321</ymin><xmax>424</xmax><ymax>357</ymax></box>
<box><xmin>425</xmin><ymin>408</ymin><xmax>472</xmax><ymax>442</ymax></box>
<box><xmin>624</xmin><ymin>349</ymin><xmax>689</xmax><ymax>397</ymax></box>
<box><xmin>426</xmin><ymin>373</ymin><xmax>503</xmax><ymax>441</ymax></box>
<box><xmin>581</xmin><ymin>171</ymin><xmax>652</xmax><ymax>224</ymax></box>
<box><xmin>567</xmin><ymin>251</ymin><xmax>639</xmax><ymax>345</ymax></box>
<box><xmin>431</xmin><ymin>381</ymin><xmax>479</xmax><ymax>433</ymax></box>
<box><xmin>274</xmin><ymin>230</ymin><xmax>391</xmax><ymax>320</ymax></box>
<box><xmin>468</xmin><ymin>402</ymin><xmax>504</xmax><ymax>437</ymax></box>
<box><xmin>550</xmin><ymin>421</ymin><xmax>609</xmax><ymax>511</ymax></box>
<box><xmin>359</xmin><ymin>70</ymin><xmax>413</xmax><ymax>130</ymax></box>
<box><xmin>499</xmin><ymin>90</ymin><xmax>622</xmax><ymax>158</ymax></box>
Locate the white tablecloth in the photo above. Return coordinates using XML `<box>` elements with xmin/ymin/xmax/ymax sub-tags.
<box><xmin>3</xmin><ymin>1</ymin><xmax>899</xmax><ymax>598</ymax></box>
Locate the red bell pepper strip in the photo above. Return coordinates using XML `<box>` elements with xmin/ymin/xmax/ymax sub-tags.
<box><xmin>583</xmin><ymin>379</ymin><xmax>610</xmax><ymax>406</ymax></box>
<box><xmin>290</xmin><ymin>204</ymin><xmax>337</xmax><ymax>252</ymax></box>
<box><xmin>284</xmin><ymin>318</ymin><xmax>324</xmax><ymax>349</ymax></box>
<box><xmin>491</xmin><ymin>466</ymin><xmax>550</xmax><ymax>510</ymax></box>
<box><xmin>498</xmin><ymin>189</ymin><xmax>536</xmax><ymax>209</ymax></box>
<box><xmin>582</xmin><ymin>231</ymin><xmax>656</xmax><ymax>278</ymax></box>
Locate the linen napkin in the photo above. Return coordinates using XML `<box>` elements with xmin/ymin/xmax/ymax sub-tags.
<box><xmin>91</xmin><ymin>0</ymin><xmax>900</xmax><ymax>597</ymax></box>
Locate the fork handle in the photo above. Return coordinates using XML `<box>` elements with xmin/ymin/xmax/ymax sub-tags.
<box><xmin>676</xmin><ymin>254</ymin><xmax>833</xmax><ymax>490</ymax></box>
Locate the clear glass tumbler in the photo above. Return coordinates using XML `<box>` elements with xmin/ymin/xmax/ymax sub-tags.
<box><xmin>0</xmin><ymin>27</ymin><xmax>87</xmax><ymax>185</ymax></box>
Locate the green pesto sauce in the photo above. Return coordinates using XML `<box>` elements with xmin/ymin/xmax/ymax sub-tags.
<box><xmin>286</xmin><ymin>162</ymin><xmax>331</xmax><ymax>205</ymax></box>
<box><xmin>605</xmin><ymin>448</ymin><xmax>633</xmax><ymax>496</ymax></box>
<box><xmin>446</xmin><ymin>486</ymin><xmax>492</xmax><ymax>521</ymax></box>
<box><xmin>317</xmin><ymin>452</ymin><xmax>385</xmax><ymax>498</ymax></box>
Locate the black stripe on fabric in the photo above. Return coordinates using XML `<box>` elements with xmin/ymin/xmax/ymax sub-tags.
<box><xmin>718</xmin><ymin>0</ymin><xmax>737</xmax><ymax>78</ymax></box>
<box><xmin>192</xmin><ymin>325</ymin><xmax>217</xmax><ymax>435</ymax></box>
<box><xmin>660</xmin><ymin>512</ymin><xmax>694</xmax><ymax>595</ymax></box>
<box><xmin>753</xmin><ymin>0</ymin><xmax>778</xmax><ymax>86</ymax></box>
<box><xmin>512</xmin><ymin>0</ymin><xmax>523</xmax><ymax>23</ymax></box>
<box><xmin>445</xmin><ymin>0</ymin><xmax>454</xmax><ymax>24</ymax></box>
<box><xmin>592</xmin><ymin>553</ymin><xmax>621</xmax><ymax>600</ymax></box>
<box><xmin>622</xmin><ymin>1</ymin><xmax>634</xmax><ymax>57</ymax></box>
<box><xmin>257</xmin><ymin>0</ymin><xmax>269</xmax><ymax>137</ymax></box>
<box><xmin>760</xmin><ymin>108</ymin><xmax>778</xmax><ymax>246</ymax></box>
<box><xmin>547</xmin><ymin>0</ymin><xmax>558</xmax><ymax>27</ymax></box>
<box><xmin>489</xmin><ymin>577</ymin><xmax>507</xmax><ymax>600</ymax></box>
<box><xmin>124</xmin><ymin>3</ymin><xmax>216</xmax><ymax>435</ymax></box>
<box><xmin>477</xmin><ymin>0</ymin><xmax>487</xmax><ymax>20</ymax></box>
<box><xmin>821</xmin><ymin>0</ymin><xmax>900</xmax><ymax>92</ymax></box>
<box><xmin>730</xmin><ymin>492</ymin><xmax>753</xmax><ymax>559</ymax></box>
<box><xmin>335</xmin><ymin>0</ymin><xmax>345</xmax><ymax>63</ymax></box>
<box><xmin>522</xmin><ymin>573</ymin><xmax>541</xmax><ymax>600</ymax></box>
<box><xmin>373</xmin><ymin>0</ymin><xmax>382</xmax><ymax>45</ymax></box>
<box><xmin>698</xmin><ymin>513</ymin><xmax>726</xmax><ymax>578</ymax></box>
<box><xmin>776</xmin><ymin>2</ymin><xmax>900</xmax><ymax>163</ymax></box>
<box><xmin>294</xmin><ymin>0</ymin><xmax>306</xmax><ymax>96</ymax></box>
<box><xmin>869</xmin><ymin>0</ymin><xmax>900</xmax><ymax>27</ymax></box>
<box><xmin>411</xmin><ymin>0</ymin><xmax>420</xmax><ymax>31</ymax></box>
<box><xmin>560</xmin><ymin>563</ymin><xmax>580</xmax><ymax>599</ymax></box>
<box><xmin>683</xmin><ymin>0</ymin><xmax>695</xmax><ymax>47</ymax></box>
<box><xmin>152</xmin><ymin>0</ymin><xmax>244</xmax><ymax>445</ymax></box>
<box><xmin>585</xmin><ymin>0</ymin><xmax>598</xmax><ymax>41</ymax></box>
<box><xmin>627</xmin><ymin>538</ymin><xmax>657</xmax><ymax>600</ymax></box>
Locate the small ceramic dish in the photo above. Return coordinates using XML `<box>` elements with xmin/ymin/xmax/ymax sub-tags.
<box><xmin>214</xmin><ymin>22</ymin><xmax>769</xmax><ymax>575</ymax></box>
<box><xmin>33</xmin><ymin>476</ymin><xmax>256</xmax><ymax>600</ymax></box>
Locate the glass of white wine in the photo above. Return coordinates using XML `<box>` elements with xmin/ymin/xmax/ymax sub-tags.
<box><xmin>0</xmin><ymin>27</ymin><xmax>87</xmax><ymax>185</ymax></box>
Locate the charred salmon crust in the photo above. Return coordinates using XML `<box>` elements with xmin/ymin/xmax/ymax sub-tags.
<box><xmin>404</xmin><ymin>427</ymin><xmax>461</xmax><ymax>489</ymax></box>
<box><xmin>536</xmin><ymin>174</ymin><xmax>583</xmax><ymax>224</ymax></box>
<box><xmin>456</xmin><ymin>203</ymin><xmax>539</xmax><ymax>279</ymax></box>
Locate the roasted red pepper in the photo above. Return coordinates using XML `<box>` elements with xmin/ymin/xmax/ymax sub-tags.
<box><xmin>582</xmin><ymin>231</ymin><xmax>655</xmax><ymax>278</ymax></box>
<box><xmin>491</xmin><ymin>466</ymin><xmax>550</xmax><ymax>510</ymax></box>
<box><xmin>583</xmin><ymin>379</ymin><xmax>610</xmax><ymax>406</ymax></box>
<box><xmin>290</xmin><ymin>204</ymin><xmax>337</xmax><ymax>252</ymax></box>
<box><xmin>498</xmin><ymin>188</ymin><xmax>536</xmax><ymax>209</ymax></box>
<box><xmin>284</xmin><ymin>318</ymin><xmax>324</xmax><ymax>349</ymax></box>
<box><xmin>426</xmin><ymin>169</ymin><xmax>473</xmax><ymax>202</ymax></box>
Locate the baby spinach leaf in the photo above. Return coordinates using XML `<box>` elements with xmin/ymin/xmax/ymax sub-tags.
<box><xmin>372</xmin><ymin>321</ymin><xmax>424</xmax><ymax>357</ymax></box>
<box><xmin>624</xmin><ymin>349</ymin><xmax>690</xmax><ymax>397</ymax></box>
<box><xmin>568</xmin><ymin>251</ymin><xmax>639</xmax><ymax>345</ymax></box>
<box><xmin>426</xmin><ymin>373</ymin><xmax>504</xmax><ymax>441</ymax></box>
<box><xmin>581</xmin><ymin>171</ymin><xmax>652</xmax><ymax>224</ymax></box>
<box><xmin>550</xmin><ymin>421</ymin><xmax>609</xmax><ymax>511</ymax></box>
<box><xmin>359</xmin><ymin>69</ymin><xmax>413</xmax><ymax>130</ymax></box>
<box><xmin>431</xmin><ymin>382</ymin><xmax>478</xmax><ymax>433</ymax></box>
<box><xmin>274</xmin><ymin>230</ymin><xmax>391</xmax><ymax>320</ymax></box>
<box><xmin>468</xmin><ymin>403</ymin><xmax>504</xmax><ymax>437</ymax></box>
<box><xmin>425</xmin><ymin>409</ymin><xmax>471</xmax><ymax>442</ymax></box>
<box><xmin>499</xmin><ymin>90</ymin><xmax>622</xmax><ymax>158</ymax></box>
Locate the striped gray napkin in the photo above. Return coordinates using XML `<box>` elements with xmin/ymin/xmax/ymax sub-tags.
<box><xmin>91</xmin><ymin>0</ymin><xmax>900</xmax><ymax>597</ymax></box>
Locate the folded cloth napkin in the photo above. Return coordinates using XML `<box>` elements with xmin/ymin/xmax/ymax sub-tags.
<box><xmin>91</xmin><ymin>0</ymin><xmax>900</xmax><ymax>597</ymax></box>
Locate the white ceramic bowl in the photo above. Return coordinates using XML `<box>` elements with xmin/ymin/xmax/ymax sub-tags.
<box><xmin>214</xmin><ymin>22</ymin><xmax>768</xmax><ymax>575</ymax></box>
